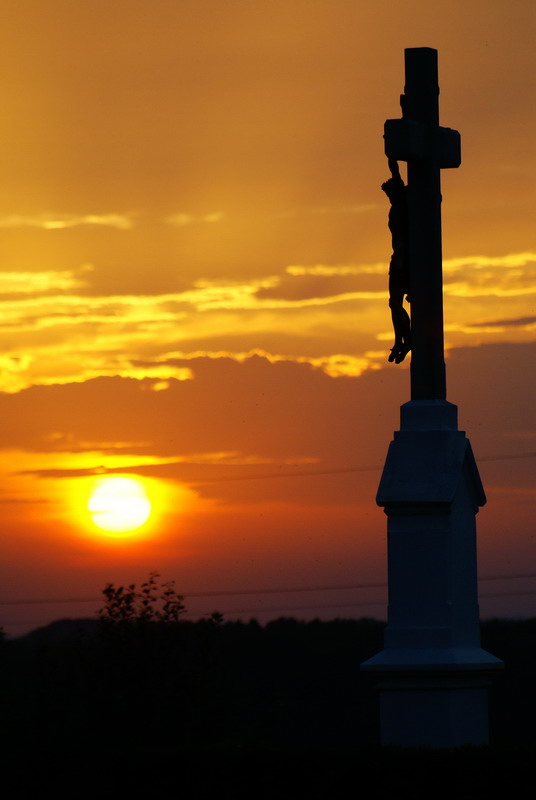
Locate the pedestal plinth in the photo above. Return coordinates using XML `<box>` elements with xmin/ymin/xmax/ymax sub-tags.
<box><xmin>362</xmin><ymin>400</ymin><xmax>502</xmax><ymax>747</ymax></box>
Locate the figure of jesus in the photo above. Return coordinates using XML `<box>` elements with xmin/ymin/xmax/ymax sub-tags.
<box><xmin>381</xmin><ymin>158</ymin><xmax>411</xmax><ymax>364</ymax></box>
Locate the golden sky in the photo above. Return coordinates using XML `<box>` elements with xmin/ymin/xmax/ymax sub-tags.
<box><xmin>1</xmin><ymin>0</ymin><xmax>536</xmax><ymax>634</ymax></box>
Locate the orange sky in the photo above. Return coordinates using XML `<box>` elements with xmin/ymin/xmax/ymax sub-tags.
<box><xmin>1</xmin><ymin>1</ymin><xmax>535</xmax><ymax>635</ymax></box>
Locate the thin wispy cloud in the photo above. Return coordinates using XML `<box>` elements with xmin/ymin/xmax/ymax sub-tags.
<box><xmin>467</xmin><ymin>316</ymin><xmax>536</xmax><ymax>329</ymax></box>
<box><xmin>0</xmin><ymin>251</ymin><xmax>535</xmax><ymax>393</ymax></box>
<box><xmin>188</xmin><ymin>279</ymin><xmax>386</xmax><ymax>310</ymax></box>
<box><xmin>0</xmin><ymin>214</ymin><xmax>134</xmax><ymax>230</ymax></box>
<box><xmin>443</xmin><ymin>252</ymin><xmax>536</xmax><ymax>271</ymax></box>
<box><xmin>278</xmin><ymin>204</ymin><xmax>377</xmax><ymax>218</ymax></box>
<box><xmin>140</xmin><ymin>348</ymin><xmax>382</xmax><ymax>380</ymax></box>
<box><xmin>289</xmin><ymin>252</ymin><xmax>536</xmax><ymax>279</ymax></box>
<box><xmin>0</xmin><ymin>266</ymin><xmax>92</xmax><ymax>295</ymax></box>
<box><xmin>164</xmin><ymin>211</ymin><xmax>225</xmax><ymax>226</ymax></box>
<box><xmin>287</xmin><ymin>263</ymin><xmax>386</xmax><ymax>276</ymax></box>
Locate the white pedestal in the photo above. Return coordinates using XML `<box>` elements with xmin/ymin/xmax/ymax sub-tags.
<box><xmin>362</xmin><ymin>400</ymin><xmax>502</xmax><ymax>747</ymax></box>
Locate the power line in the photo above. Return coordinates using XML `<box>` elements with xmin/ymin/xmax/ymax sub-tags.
<box><xmin>184</xmin><ymin>450</ymin><xmax>536</xmax><ymax>485</ymax></box>
<box><xmin>2</xmin><ymin>572</ymin><xmax>536</xmax><ymax>608</ymax></box>
<box><xmin>202</xmin><ymin>589</ymin><xmax>536</xmax><ymax>618</ymax></box>
<box><xmin>190</xmin><ymin>465</ymin><xmax>383</xmax><ymax>483</ymax></box>
<box><xmin>480</xmin><ymin>573</ymin><xmax>536</xmax><ymax>582</ymax></box>
<box><xmin>6</xmin><ymin>585</ymin><xmax>536</xmax><ymax>629</ymax></box>
<box><xmin>205</xmin><ymin>599</ymin><xmax>388</xmax><ymax>616</ymax></box>
<box><xmin>480</xmin><ymin>589</ymin><xmax>536</xmax><ymax>600</ymax></box>
<box><xmin>479</xmin><ymin>452</ymin><xmax>536</xmax><ymax>463</ymax></box>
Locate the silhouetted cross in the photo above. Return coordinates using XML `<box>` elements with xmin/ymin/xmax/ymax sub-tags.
<box><xmin>385</xmin><ymin>48</ymin><xmax>460</xmax><ymax>400</ymax></box>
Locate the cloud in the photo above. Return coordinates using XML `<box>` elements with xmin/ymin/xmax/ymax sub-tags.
<box><xmin>466</xmin><ymin>316</ymin><xmax>536</xmax><ymax>330</ymax></box>
<box><xmin>0</xmin><ymin>355</ymin><xmax>404</xmax><ymax>510</ymax></box>
<box><xmin>164</xmin><ymin>211</ymin><xmax>225</xmax><ymax>226</ymax></box>
<box><xmin>257</xmin><ymin>273</ymin><xmax>385</xmax><ymax>302</ymax></box>
<box><xmin>20</xmin><ymin>449</ymin><xmax>320</xmax><ymax>478</ymax></box>
<box><xmin>0</xmin><ymin>311</ymin><xmax>195</xmax><ymax>392</ymax></box>
<box><xmin>0</xmin><ymin>250</ymin><xmax>535</xmax><ymax>393</ymax></box>
<box><xmin>283</xmin><ymin>252</ymin><xmax>536</xmax><ymax>304</ymax></box>
<box><xmin>289</xmin><ymin>253</ymin><xmax>536</xmax><ymax>282</ymax></box>
<box><xmin>443</xmin><ymin>253</ymin><xmax>536</xmax><ymax>271</ymax></box>
<box><xmin>287</xmin><ymin>263</ymin><xmax>386</xmax><ymax>276</ymax></box>
<box><xmin>439</xmin><ymin>253</ymin><xmax>536</xmax><ymax>303</ymax></box>
<box><xmin>0</xmin><ymin>265</ymin><xmax>92</xmax><ymax>295</ymax></box>
<box><xmin>445</xmin><ymin>283</ymin><xmax>536</xmax><ymax>299</ymax></box>
<box><xmin>278</xmin><ymin>204</ymin><xmax>377</xmax><ymax>218</ymax></box>
<box><xmin>188</xmin><ymin>277</ymin><xmax>386</xmax><ymax>309</ymax></box>
<box><xmin>443</xmin><ymin>252</ymin><xmax>536</xmax><ymax>298</ymax></box>
<box><xmin>0</xmin><ymin>344</ymin><xmax>534</xmax><ymax>508</ymax></box>
<box><xmin>0</xmin><ymin>214</ymin><xmax>134</xmax><ymax>230</ymax></box>
<box><xmin>137</xmin><ymin>347</ymin><xmax>382</xmax><ymax>379</ymax></box>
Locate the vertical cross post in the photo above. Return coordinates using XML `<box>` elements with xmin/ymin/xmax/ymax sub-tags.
<box><xmin>405</xmin><ymin>48</ymin><xmax>445</xmax><ymax>400</ymax></box>
<box><xmin>384</xmin><ymin>48</ymin><xmax>460</xmax><ymax>399</ymax></box>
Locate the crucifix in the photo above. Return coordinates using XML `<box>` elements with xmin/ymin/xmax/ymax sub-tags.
<box><xmin>362</xmin><ymin>48</ymin><xmax>502</xmax><ymax>748</ymax></box>
<box><xmin>384</xmin><ymin>47</ymin><xmax>460</xmax><ymax>399</ymax></box>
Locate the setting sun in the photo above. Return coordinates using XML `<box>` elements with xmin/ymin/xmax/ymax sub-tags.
<box><xmin>87</xmin><ymin>476</ymin><xmax>152</xmax><ymax>535</ymax></box>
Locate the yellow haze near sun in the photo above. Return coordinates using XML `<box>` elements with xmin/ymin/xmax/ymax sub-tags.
<box><xmin>87</xmin><ymin>476</ymin><xmax>152</xmax><ymax>536</ymax></box>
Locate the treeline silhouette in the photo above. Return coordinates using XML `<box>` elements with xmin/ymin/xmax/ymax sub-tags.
<box><xmin>1</xmin><ymin>615</ymin><xmax>383</xmax><ymax>752</ymax></box>
<box><xmin>1</xmin><ymin>577</ymin><xmax>536</xmax><ymax>794</ymax></box>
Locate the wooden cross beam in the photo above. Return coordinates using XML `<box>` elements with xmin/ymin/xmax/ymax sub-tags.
<box><xmin>384</xmin><ymin>48</ymin><xmax>461</xmax><ymax>401</ymax></box>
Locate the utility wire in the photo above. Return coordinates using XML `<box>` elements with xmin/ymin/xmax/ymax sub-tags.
<box><xmin>202</xmin><ymin>589</ymin><xmax>536</xmax><ymax>618</ymax></box>
<box><xmin>2</xmin><ymin>572</ymin><xmax>536</xmax><ymax>607</ymax></box>
<box><xmin>7</xmin><ymin>587</ymin><xmax>536</xmax><ymax>631</ymax></box>
<box><xmin>188</xmin><ymin>450</ymin><xmax>536</xmax><ymax>484</ymax></box>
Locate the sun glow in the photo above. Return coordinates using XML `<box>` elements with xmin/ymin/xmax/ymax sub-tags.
<box><xmin>87</xmin><ymin>475</ymin><xmax>152</xmax><ymax>536</ymax></box>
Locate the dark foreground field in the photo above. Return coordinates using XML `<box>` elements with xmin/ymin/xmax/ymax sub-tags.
<box><xmin>1</xmin><ymin>617</ymin><xmax>535</xmax><ymax>796</ymax></box>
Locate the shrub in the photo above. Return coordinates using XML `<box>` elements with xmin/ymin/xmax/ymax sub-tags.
<box><xmin>98</xmin><ymin>571</ymin><xmax>186</xmax><ymax>624</ymax></box>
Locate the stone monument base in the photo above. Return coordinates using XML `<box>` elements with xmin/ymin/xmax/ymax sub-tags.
<box><xmin>376</xmin><ymin>670</ymin><xmax>492</xmax><ymax>747</ymax></box>
<box><xmin>362</xmin><ymin>400</ymin><xmax>503</xmax><ymax>747</ymax></box>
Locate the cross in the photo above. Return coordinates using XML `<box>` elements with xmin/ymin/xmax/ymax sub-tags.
<box><xmin>363</xmin><ymin>47</ymin><xmax>503</xmax><ymax>749</ymax></box>
<box><xmin>384</xmin><ymin>48</ymin><xmax>460</xmax><ymax>400</ymax></box>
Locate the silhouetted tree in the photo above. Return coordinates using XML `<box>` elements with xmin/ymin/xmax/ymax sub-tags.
<box><xmin>98</xmin><ymin>571</ymin><xmax>186</xmax><ymax>624</ymax></box>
